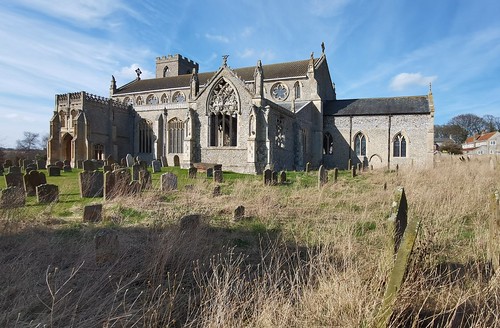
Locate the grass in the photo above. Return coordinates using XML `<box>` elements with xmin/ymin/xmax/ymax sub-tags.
<box><xmin>0</xmin><ymin>157</ymin><xmax>499</xmax><ymax>327</ymax></box>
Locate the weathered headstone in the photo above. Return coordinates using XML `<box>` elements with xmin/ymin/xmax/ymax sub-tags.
<box><xmin>63</xmin><ymin>165</ymin><xmax>72</xmax><ymax>172</ymax></box>
<box><xmin>95</xmin><ymin>230</ymin><xmax>119</xmax><ymax>263</ymax></box>
<box><xmin>152</xmin><ymin>160</ymin><xmax>161</xmax><ymax>173</ymax></box>
<box><xmin>214</xmin><ymin>164</ymin><xmax>222</xmax><ymax>171</ymax></box>
<box><xmin>213</xmin><ymin>185</ymin><xmax>221</xmax><ymax>197</ymax></box>
<box><xmin>0</xmin><ymin>186</ymin><xmax>25</xmax><ymax>208</ymax></box>
<box><xmin>279</xmin><ymin>171</ymin><xmax>286</xmax><ymax>184</ymax></box>
<box><xmin>305</xmin><ymin>162</ymin><xmax>311</xmax><ymax>172</ymax></box>
<box><xmin>24</xmin><ymin>170</ymin><xmax>47</xmax><ymax>196</ymax></box>
<box><xmin>272</xmin><ymin>171</ymin><xmax>278</xmax><ymax>185</ymax></box>
<box><xmin>55</xmin><ymin>161</ymin><xmax>63</xmax><ymax>169</ymax></box>
<box><xmin>5</xmin><ymin>171</ymin><xmax>24</xmax><ymax>189</ymax></box>
<box><xmin>125</xmin><ymin>154</ymin><xmax>134</xmax><ymax>167</ymax></box>
<box><xmin>161</xmin><ymin>172</ymin><xmax>178</xmax><ymax>191</ymax></box>
<box><xmin>128</xmin><ymin>180</ymin><xmax>141</xmax><ymax>195</ymax></box>
<box><xmin>103</xmin><ymin>165</ymin><xmax>112</xmax><ymax>173</ymax></box>
<box><xmin>347</xmin><ymin>159</ymin><xmax>352</xmax><ymax>171</ymax></box>
<box><xmin>79</xmin><ymin>171</ymin><xmax>104</xmax><ymax>197</ymax></box>
<box><xmin>180</xmin><ymin>214</ymin><xmax>201</xmax><ymax>230</ymax></box>
<box><xmin>318</xmin><ymin>165</ymin><xmax>328</xmax><ymax>188</ymax></box>
<box><xmin>48</xmin><ymin>165</ymin><xmax>61</xmax><ymax>177</ymax></box>
<box><xmin>263</xmin><ymin>169</ymin><xmax>272</xmax><ymax>186</ymax></box>
<box><xmin>213</xmin><ymin>169</ymin><xmax>223</xmax><ymax>183</ymax></box>
<box><xmin>104</xmin><ymin>168</ymin><xmax>132</xmax><ymax>200</ymax></box>
<box><xmin>84</xmin><ymin>204</ymin><xmax>103</xmax><ymax>222</ymax></box>
<box><xmin>25</xmin><ymin>163</ymin><xmax>37</xmax><ymax>174</ymax></box>
<box><xmin>351</xmin><ymin>165</ymin><xmax>356</xmax><ymax>178</ymax></box>
<box><xmin>188</xmin><ymin>166</ymin><xmax>197</xmax><ymax>179</ymax></box>
<box><xmin>333</xmin><ymin>168</ymin><xmax>338</xmax><ymax>183</ymax></box>
<box><xmin>36</xmin><ymin>184</ymin><xmax>59</xmax><ymax>203</ymax></box>
<box><xmin>36</xmin><ymin>160</ymin><xmax>46</xmax><ymax>170</ymax></box>
<box><xmin>132</xmin><ymin>163</ymin><xmax>141</xmax><ymax>181</ymax></box>
<box><xmin>106</xmin><ymin>155</ymin><xmax>115</xmax><ymax>166</ymax></box>
<box><xmin>83</xmin><ymin>160</ymin><xmax>95</xmax><ymax>172</ymax></box>
<box><xmin>207</xmin><ymin>168</ymin><xmax>214</xmax><ymax>178</ymax></box>
<box><xmin>161</xmin><ymin>155</ymin><xmax>168</xmax><ymax>167</ymax></box>
<box><xmin>63</xmin><ymin>159</ymin><xmax>71</xmax><ymax>167</ymax></box>
<box><xmin>139</xmin><ymin>169</ymin><xmax>152</xmax><ymax>190</ymax></box>
<box><xmin>388</xmin><ymin>187</ymin><xmax>408</xmax><ymax>255</ymax></box>
<box><xmin>233</xmin><ymin>205</ymin><xmax>245</xmax><ymax>221</ymax></box>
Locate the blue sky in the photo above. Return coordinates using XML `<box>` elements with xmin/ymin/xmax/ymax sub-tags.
<box><xmin>1</xmin><ymin>0</ymin><xmax>499</xmax><ymax>148</ymax></box>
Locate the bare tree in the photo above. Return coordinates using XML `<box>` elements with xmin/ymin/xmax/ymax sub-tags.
<box><xmin>39</xmin><ymin>133</ymin><xmax>49</xmax><ymax>150</ymax></box>
<box><xmin>448</xmin><ymin>114</ymin><xmax>487</xmax><ymax>137</ymax></box>
<box><xmin>16</xmin><ymin>131</ymin><xmax>41</xmax><ymax>151</ymax></box>
<box><xmin>482</xmin><ymin>115</ymin><xmax>500</xmax><ymax>132</ymax></box>
<box><xmin>434</xmin><ymin>124</ymin><xmax>469</xmax><ymax>143</ymax></box>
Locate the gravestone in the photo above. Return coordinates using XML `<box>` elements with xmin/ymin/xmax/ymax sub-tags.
<box><xmin>213</xmin><ymin>185</ymin><xmax>221</xmax><ymax>197</ymax></box>
<box><xmin>63</xmin><ymin>165</ymin><xmax>72</xmax><ymax>172</ymax></box>
<box><xmin>76</xmin><ymin>160</ymin><xmax>84</xmax><ymax>169</ymax></box>
<box><xmin>48</xmin><ymin>165</ymin><xmax>61</xmax><ymax>176</ymax></box>
<box><xmin>9</xmin><ymin>166</ymin><xmax>21</xmax><ymax>174</ymax></box>
<box><xmin>120</xmin><ymin>158</ymin><xmax>126</xmax><ymax>167</ymax></box>
<box><xmin>83</xmin><ymin>160</ymin><xmax>95</xmax><ymax>172</ymax></box>
<box><xmin>263</xmin><ymin>169</ymin><xmax>272</xmax><ymax>185</ymax></box>
<box><xmin>161</xmin><ymin>155</ymin><xmax>168</xmax><ymax>167</ymax></box>
<box><xmin>84</xmin><ymin>204</ymin><xmax>103</xmax><ymax>222</ymax></box>
<box><xmin>63</xmin><ymin>159</ymin><xmax>71</xmax><ymax>167</ymax></box>
<box><xmin>214</xmin><ymin>164</ymin><xmax>222</xmax><ymax>171</ymax></box>
<box><xmin>272</xmin><ymin>171</ymin><xmax>278</xmax><ymax>185</ymax></box>
<box><xmin>103</xmin><ymin>165</ymin><xmax>112</xmax><ymax>173</ymax></box>
<box><xmin>233</xmin><ymin>205</ymin><xmax>245</xmax><ymax>221</ymax></box>
<box><xmin>357</xmin><ymin>163</ymin><xmax>362</xmax><ymax>173</ymax></box>
<box><xmin>106</xmin><ymin>155</ymin><xmax>115</xmax><ymax>166</ymax></box>
<box><xmin>36</xmin><ymin>184</ymin><xmax>59</xmax><ymax>203</ymax></box>
<box><xmin>125</xmin><ymin>154</ymin><xmax>134</xmax><ymax>167</ymax></box>
<box><xmin>207</xmin><ymin>168</ymin><xmax>213</xmax><ymax>178</ymax></box>
<box><xmin>104</xmin><ymin>168</ymin><xmax>132</xmax><ymax>200</ymax></box>
<box><xmin>180</xmin><ymin>214</ymin><xmax>201</xmax><ymax>231</ymax></box>
<box><xmin>388</xmin><ymin>187</ymin><xmax>408</xmax><ymax>254</ymax></box>
<box><xmin>318</xmin><ymin>165</ymin><xmax>328</xmax><ymax>188</ymax></box>
<box><xmin>213</xmin><ymin>169</ymin><xmax>223</xmax><ymax>183</ymax></box>
<box><xmin>188</xmin><ymin>166</ymin><xmax>197</xmax><ymax>179</ymax></box>
<box><xmin>139</xmin><ymin>169</ymin><xmax>152</xmax><ymax>190</ymax></box>
<box><xmin>24</xmin><ymin>170</ymin><xmax>47</xmax><ymax>196</ymax></box>
<box><xmin>279</xmin><ymin>171</ymin><xmax>286</xmax><ymax>184</ymax></box>
<box><xmin>135</xmin><ymin>156</ymin><xmax>141</xmax><ymax>164</ymax></box>
<box><xmin>128</xmin><ymin>180</ymin><xmax>141</xmax><ymax>195</ymax></box>
<box><xmin>351</xmin><ymin>165</ymin><xmax>356</xmax><ymax>178</ymax></box>
<box><xmin>5</xmin><ymin>171</ymin><xmax>24</xmax><ymax>189</ymax></box>
<box><xmin>95</xmin><ymin>230</ymin><xmax>119</xmax><ymax>263</ymax></box>
<box><xmin>305</xmin><ymin>162</ymin><xmax>311</xmax><ymax>172</ymax></box>
<box><xmin>333</xmin><ymin>168</ymin><xmax>338</xmax><ymax>183</ymax></box>
<box><xmin>152</xmin><ymin>160</ymin><xmax>161</xmax><ymax>173</ymax></box>
<box><xmin>22</xmin><ymin>159</ymin><xmax>31</xmax><ymax>171</ymax></box>
<box><xmin>36</xmin><ymin>160</ymin><xmax>46</xmax><ymax>170</ymax></box>
<box><xmin>79</xmin><ymin>171</ymin><xmax>104</xmax><ymax>197</ymax></box>
<box><xmin>112</xmin><ymin>163</ymin><xmax>121</xmax><ymax>171</ymax></box>
<box><xmin>132</xmin><ymin>163</ymin><xmax>141</xmax><ymax>181</ymax></box>
<box><xmin>55</xmin><ymin>161</ymin><xmax>63</xmax><ymax>169</ymax></box>
<box><xmin>0</xmin><ymin>186</ymin><xmax>25</xmax><ymax>208</ymax></box>
<box><xmin>161</xmin><ymin>172</ymin><xmax>178</xmax><ymax>191</ymax></box>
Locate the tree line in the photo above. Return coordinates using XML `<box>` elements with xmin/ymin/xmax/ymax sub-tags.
<box><xmin>435</xmin><ymin>114</ymin><xmax>500</xmax><ymax>144</ymax></box>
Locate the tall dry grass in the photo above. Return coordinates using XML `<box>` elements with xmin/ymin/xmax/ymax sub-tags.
<box><xmin>0</xmin><ymin>156</ymin><xmax>499</xmax><ymax>327</ymax></box>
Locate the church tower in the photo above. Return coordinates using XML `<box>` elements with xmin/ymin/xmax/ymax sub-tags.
<box><xmin>155</xmin><ymin>54</ymin><xmax>199</xmax><ymax>78</ymax></box>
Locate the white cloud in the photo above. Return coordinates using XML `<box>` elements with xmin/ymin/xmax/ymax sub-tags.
<box><xmin>114</xmin><ymin>64</ymin><xmax>154</xmax><ymax>82</ymax></box>
<box><xmin>390</xmin><ymin>73</ymin><xmax>437</xmax><ymax>91</ymax></box>
<box><xmin>205</xmin><ymin>33</ymin><xmax>230</xmax><ymax>43</ymax></box>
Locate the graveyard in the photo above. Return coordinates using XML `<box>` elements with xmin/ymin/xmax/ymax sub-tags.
<box><xmin>0</xmin><ymin>157</ymin><xmax>499</xmax><ymax>327</ymax></box>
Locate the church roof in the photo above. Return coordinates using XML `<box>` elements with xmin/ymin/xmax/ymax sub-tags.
<box><xmin>114</xmin><ymin>59</ymin><xmax>315</xmax><ymax>95</ymax></box>
<box><xmin>324</xmin><ymin>96</ymin><xmax>431</xmax><ymax>116</ymax></box>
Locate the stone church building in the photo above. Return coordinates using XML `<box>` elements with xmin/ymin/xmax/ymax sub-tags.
<box><xmin>48</xmin><ymin>46</ymin><xmax>435</xmax><ymax>174</ymax></box>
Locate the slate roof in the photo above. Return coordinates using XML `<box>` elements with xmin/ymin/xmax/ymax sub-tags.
<box><xmin>114</xmin><ymin>59</ymin><xmax>316</xmax><ymax>95</ymax></box>
<box><xmin>324</xmin><ymin>96</ymin><xmax>430</xmax><ymax>116</ymax></box>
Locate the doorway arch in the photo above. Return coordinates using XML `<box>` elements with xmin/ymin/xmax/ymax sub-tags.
<box><xmin>62</xmin><ymin>133</ymin><xmax>73</xmax><ymax>161</ymax></box>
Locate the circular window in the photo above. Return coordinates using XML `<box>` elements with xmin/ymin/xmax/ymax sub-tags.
<box><xmin>271</xmin><ymin>82</ymin><xmax>289</xmax><ymax>101</ymax></box>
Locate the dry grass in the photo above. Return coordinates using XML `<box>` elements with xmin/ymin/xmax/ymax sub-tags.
<box><xmin>0</xmin><ymin>156</ymin><xmax>499</xmax><ymax>327</ymax></box>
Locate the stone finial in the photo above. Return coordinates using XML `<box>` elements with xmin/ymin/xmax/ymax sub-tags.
<box><xmin>222</xmin><ymin>54</ymin><xmax>229</xmax><ymax>67</ymax></box>
<box><xmin>321</xmin><ymin>41</ymin><xmax>325</xmax><ymax>54</ymax></box>
<box><xmin>135</xmin><ymin>68</ymin><xmax>142</xmax><ymax>80</ymax></box>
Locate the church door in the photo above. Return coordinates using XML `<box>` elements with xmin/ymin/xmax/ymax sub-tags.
<box><xmin>62</xmin><ymin>134</ymin><xmax>73</xmax><ymax>161</ymax></box>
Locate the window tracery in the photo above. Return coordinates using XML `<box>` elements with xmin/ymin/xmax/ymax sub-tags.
<box><xmin>323</xmin><ymin>132</ymin><xmax>333</xmax><ymax>154</ymax></box>
<box><xmin>271</xmin><ymin>82</ymin><xmax>289</xmax><ymax>101</ymax></box>
<box><xmin>208</xmin><ymin>79</ymin><xmax>239</xmax><ymax>147</ymax></box>
<box><xmin>393</xmin><ymin>133</ymin><xmax>407</xmax><ymax>157</ymax></box>
<box><xmin>146</xmin><ymin>94</ymin><xmax>158</xmax><ymax>104</ymax></box>
<box><xmin>172</xmin><ymin>91</ymin><xmax>185</xmax><ymax>103</ymax></box>
<box><xmin>275</xmin><ymin>117</ymin><xmax>285</xmax><ymax>148</ymax></box>
<box><xmin>354</xmin><ymin>133</ymin><xmax>366</xmax><ymax>156</ymax></box>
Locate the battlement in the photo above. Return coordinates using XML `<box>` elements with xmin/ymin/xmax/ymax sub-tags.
<box><xmin>156</xmin><ymin>54</ymin><xmax>198</xmax><ymax>66</ymax></box>
<box><xmin>155</xmin><ymin>53</ymin><xmax>199</xmax><ymax>78</ymax></box>
<box><xmin>56</xmin><ymin>91</ymin><xmax>130</xmax><ymax>111</ymax></box>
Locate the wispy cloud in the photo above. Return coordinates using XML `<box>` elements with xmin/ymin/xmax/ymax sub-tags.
<box><xmin>308</xmin><ymin>0</ymin><xmax>351</xmax><ymax>17</ymax></box>
<box><xmin>390</xmin><ymin>73</ymin><xmax>437</xmax><ymax>91</ymax></box>
<box><xmin>205</xmin><ymin>33</ymin><xmax>230</xmax><ymax>43</ymax></box>
<box><xmin>115</xmin><ymin>64</ymin><xmax>154</xmax><ymax>82</ymax></box>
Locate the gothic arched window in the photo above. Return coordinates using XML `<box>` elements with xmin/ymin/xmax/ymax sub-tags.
<box><xmin>123</xmin><ymin>97</ymin><xmax>133</xmax><ymax>106</ymax></box>
<box><xmin>172</xmin><ymin>91</ymin><xmax>185</xmax><ymax>103</ymax></box>
<box><xmin>160</xmin><ymin>93</ymin><xmax>168</xmax><ymax>104</ymax></box>
<box><xmin>146</xmin><ymin>94</ymin><xmax>158</xmax><ymax>105</ymax></box>
<box><xmin>294</xmin><ymin>81</ymin><xmax>301</xmax><ymax>99</ymax></box>
<box><xmin>168</xmin><ymin>118</ymin><xmax>184</xmax><ymax>153</ymax></box>
<box><xmin>323</xmin><ymin>132</ymin><xmax>333</xmax><ymax>154</ymax></box>
<box><xmin>138</xmin><ymin>119</ymin><xmax>153</xmax><ymax>153</ymax></box>
<box><xmin>163</xmin><ymin>66</ymin><xmax>169</xmax><ymax>77</ymax></box>
<box><xmin>393</xmin><ymin>133</ymin><xmax>407</xmax><ymax>157</ymax></box>
<box><xmin>94</xmin><ymin>144</ymin><xmax>104</xmax><ymax>160</ymax></box>
<box><xmin>136</xmin><ymin>96</ymin><xmax>143</xmax><ymax>106</ymax></box>
<box><xmin>354</xmin><ymin>133</ymin><xmax>366</xmax><ymax>156</ymax></box>
<box><xmin>208</xmin><ymin>78</ymin><xmax>239</xmax><ymax>147</ymax></box>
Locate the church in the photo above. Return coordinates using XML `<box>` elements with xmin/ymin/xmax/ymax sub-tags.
<box><xmin>47</xmin><ymin>45</ymin><xmax>435</xmax><ymax>174</ymax></box>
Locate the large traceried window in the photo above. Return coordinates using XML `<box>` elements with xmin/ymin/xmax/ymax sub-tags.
<box><xmin>138</xmin><ymin>119</ymin><xmax>153</xmax><ymax>153</ymax></box>
<box><xmin>393</xmin><ymin>133</ymin><xmax>407</xmax><ymax>157</ymax></box>
<box><xmin>354</xmin><ymin>133</ymin><xmax>366</xmax><ymax>156</ymax></box>
<box><xmin>208</xmin><ymin>78</ymin><xmax>239</xmax><ymax>147</ymax></box>
<box><xmin>168</xmin><ymin>118</ymin><xmax>184</xmax><ymax>153</ymax></box>
<box><xmin>323</xmin><ymin>132</ymin><xmax>333</xmax><ymax>154</ymax></box>
<box><xmin>94</xmin><ymin>144</ymin><xmax>104</xmax><ymax>160</ymax></box>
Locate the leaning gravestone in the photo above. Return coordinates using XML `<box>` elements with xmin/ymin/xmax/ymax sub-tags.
<box><xmin>104</xmin><ymin>168</ymin><xmax>132</xmax><ymax>200</ymax></box>
<box><xmin>127</xmin><ymin>180</ymin><xmax>141</xmax><ymax>195</ymax></box>
<box><xmin>161</xmin><ymin>155</ymin><xmax>168</xmax><ymax>167</ymax></box>
<box><xmin>318</xmin><ymin>165</ymin><xmax>328</xmax><ymax>188</ymax></box>
<box><xmin>333</xmin><ymin>168</ymin><xmax>338</xmax><ymax>183</ymax></box>
<box><xmin>25</xmin><ymin>163</ymin><xmax>37</xmax><ymax>174</ymax></box>
<box><xmin>106</xmin><ymin>155</ymin><xmax>115</xmax><ymax>166</ymax></box>
<box><xmin>132</xmin><ymin>163</ymin><xmax>141</xmax><ymax>181</ymax></box>
<box><xmin>79</xmin><ymin>171</ymin><xmax>104</xmax><ymax>197</ymax></box>
<box><xmin>0</xmin><ymin>186</ymin><xmax>25</xmax><ymax>208</ymax></box>
<box><xmin>125</xmin><ymin>154</ymin><xmax>134</xmax><ymax>167</ymax></box>
<box><xmin>95</xmin><ymin>230</ymin><xmax>119</xmax><ymax>263</ymax></box>
<box><xmin>48</xmin><ymin>165</ymin><xmax>61</xmax><ymax>177</ymax></box>
<box><xmin>263</xmin><ymin>169</ymin><xmax>272</xmax><ymax>186</ymax></box>
<box><xmin>5</xmin><ymin>171</ymin><xmax>24</xmax><ymax>190</ymax></box>
<box><xmin>280</xmin><ymin>171</ymin><xmax>287</xmax><ymax>184</ymax></box>
<box><xmin>152</xmin><ymin>160</ymin><xmax>161</xmax><ymax>173</ymax></box>
<box><xmin>213</xmin><ymin>169</ymin><xmax>223</xmax><ymax>183</ymax></box>
<box><xmin>233</xmin><ymin>205</ymin><xmax>245</xmax><ymax>221</ymax></box>
<box><xmin>161</xmin><ymin>172</ymin><xmax>178</xmax><ymax>191</ymax></box>
<box><xmin>351</xmin><ymin>165</ymin><xmax>357</xmax><ymax>178</ymax></box>
<box><xmin>24</xmin><ymin>170</ymin><xmax>47</xmax><ymax>196</ymax></box>
<box><xmin>36</xmin><ymin>184</ymin><xmax>59</xmax><ymax>203</ymax></box>
<box><xmin>84</xmin><ymin>204</ymin><xmax>103</xmax><ymax>223</ymax></box>
<box><xmin>139</xmin><ymin>170</ymin><xmax>152</xmax><ymax>190</ymax></box>
<box><xmin>305</xmin><ymin>162</ymin><xmax>311</xmax><ymax>172</ymax></box>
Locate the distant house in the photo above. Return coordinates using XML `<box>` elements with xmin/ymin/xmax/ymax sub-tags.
<box><xmin>434</xmin><ymin>136</ymin><xmax>458</xmax><ymax>152</ymax></box>
<box><xmin>462</xmin><ymin>131</ymin><xmax>500</xmax><ymax>155</ymax></box>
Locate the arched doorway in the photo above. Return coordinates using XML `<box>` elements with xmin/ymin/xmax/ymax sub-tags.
<box><xmin>173</xmin><ymin>155</ymin><xmax>180</xmax><ymax>167</ymax></box>
<box><xmin>62</xmin><ymin>134</ymin><xmax>73</xmax><ymax>161</ymax></box>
